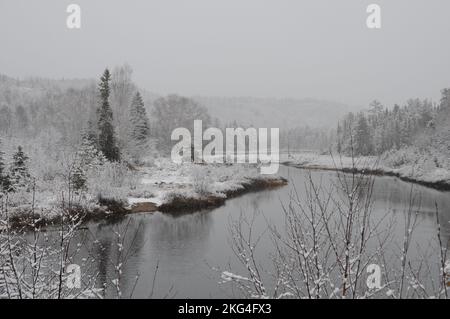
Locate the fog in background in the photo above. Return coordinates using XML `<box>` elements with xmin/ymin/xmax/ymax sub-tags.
<box><xmin>1</xmin><ymin>0</ymin><xmax>449</xmax><ymax>107</ymax></box>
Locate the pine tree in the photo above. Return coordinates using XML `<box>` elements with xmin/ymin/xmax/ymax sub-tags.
<box><xmin>0</xmin><ymin>140</ymin><xmax>10</xmax><ymax>193</ymax></box>
<box><xmin>72</xmin><ymin>126</ymin><xmax>106</xmax><ymax>192</ymax></box>
<box><xmin>71</xmin><ymin>164</ymin><xmax>87</xmax><ymax>192</ymax></box>
<box><xmin>354</xmin><ymin>114</ymin><xmax>373</xmax><ymax>156</ymax></box>
<box><xmin>77</xmin><ymin>126</ymin><xmax>106</xmax><ymax>168</ymax></box>
<box><xmin>97</xmin><ymin>69</ymin><xmax>120</xmax><ymax>162</ymax></box>
<box><xmin>129</xmin><ymin>91</ymin><xmax>150</xmax><ymax>148</ymax></box>
<box><xmin>10</xmin><ymin>146</ymin><xmax>30</xmax><ymax>191</ymax></box>
<box><xmin>84</xmin><ymin>120</ymin><xmax>98</xmax><ymax>147</ymax></box>
<box><xmin>15</xmin><ymin>105</ymin><xmax>29</xmax><ymax>130</ymax></box>
<box><xmin>439</xmin><ymin>88</ymin><xmax>450</xmax><ymax>111</ymax></box>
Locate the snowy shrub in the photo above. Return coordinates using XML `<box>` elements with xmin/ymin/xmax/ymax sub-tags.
<box><xmin>140</xmin><ymin>156</ymin><xmax>156</xmax><ymax>167</ymax></box>
<box><xmin>127</xmin><ymin>189</ymin><xmax>154</xmax><ymax>199</ymax></box>
<box><xmin>191</xmin><ymin>166</ymin><xmax>213</xmax><ymax>196</ymax></box>
<box><xmin>383</xmin><ymin>148</ymin><xmax>411</xmax><ymax>168</ymax></box>
<box><xmin>86</xmin><ymin>161</ymin><xmax>137</xmax><ymax>204</ymax></box>
<box><xmin>162</xmin><ymin>190</ymin><xmax>187</xmax><ymax>203</ymax></box>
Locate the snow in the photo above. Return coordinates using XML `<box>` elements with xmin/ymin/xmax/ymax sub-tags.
<box><xmin>221</xmin><ymin>271</ymin><xmax>250</xmax><ymax>282</ymax></box>
<box><xmin>281</xmin><ymin>149</ymin><xmax>450</xmax><ymax>187</ymax></box>
<box><xmin>127</xmin><ymin>157</ymin><xmax>282</xmax><ymax>209</ymax></box>
<box><xmin>445</xmin><ymin>260</ymin><xmax>450</xmax><ymax>274</ymax></box>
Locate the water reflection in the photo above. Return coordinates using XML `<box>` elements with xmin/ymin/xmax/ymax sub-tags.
<box><xmin>42</xmin><ymin>166</ymin><xmax>450</xmax><ymax>298</ymax></box>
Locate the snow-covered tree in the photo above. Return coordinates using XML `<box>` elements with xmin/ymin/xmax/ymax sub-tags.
<box><xmin>9</xmin><ymin>146</ymin><xmax>30</xmax><ymax>191</ymax></box>
<box><xmin>71</xmin><ymin>126</ymin><xmax>106</xmax><ymax>191</ymax></box>
<box><xmin>354</xmin><ymin>113</ymin><xmax>373</xmax><ymax>156</ymax></box>
<box><xmin>151</xmin><ymin>95</ymin><xmax>211</xmax><ymax>152</ymax></box>
<box><xmin>439</xmin><ymin>88</ymin><xmax>450</xmax><ymax>111</ymax></box>
<box><xmin>337</xmin><ymin>97</ymin><xmax>439</xmax><ymax>156</ymax></box>
<box><xmin>111</xmin><ymin>64</ymin><xmax>136</xmax><ymax>144</ymax></box>
<box><xmin>97</xmin><ymin>69</ymin><xmax>120</xmax><ymax>162</ymax></box>
<box><xmin>15</xmin><ymin>105</ymin><xmax>29</xmax><ymax>131</ymax></box>
<box><xmin>0</xmin><ymin>105</ymin><xmax>12</xmax><ymax>135</ymax></box>
<box><xmin>128</xmin><ymin>91</ymin><xmax>150</xmax><ymax>158</ymax></box>
<box><xmin>83</xmin><ymin>120</ymin><xmax>98</xmax><ymax>147</ymax></box>
<box><xmin>0</xmin><ymin>140</ymin><xmax>10</xmax><ymax>193</ymax></box>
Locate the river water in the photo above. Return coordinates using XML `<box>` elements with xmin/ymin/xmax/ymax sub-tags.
<box><xmin>70</xmin><ymin>165</ymin><xmax>450</xmax><ymax>298</ymax></box>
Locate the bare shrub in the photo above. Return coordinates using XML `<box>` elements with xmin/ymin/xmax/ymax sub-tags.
<box><xmin>191</xmin><ymin>166</ymin><xmax>213</xmax><ymax>196</ymax></box>
<box><xmin>220</xmin><ymin>152</ymin><xmax>449</xmax><ymax>299</ymax></box>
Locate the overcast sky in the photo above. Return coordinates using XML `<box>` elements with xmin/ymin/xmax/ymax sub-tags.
<box><xmin>1</xmin><ymin>0</ymin><xmax>449</xmax><ymax>107</ymax></box>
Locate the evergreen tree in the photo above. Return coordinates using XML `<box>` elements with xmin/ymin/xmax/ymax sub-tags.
<box><xmin>354</xmin><ymin>114</ymin><xmax>373</xmax><ymax>156</ymax></box>
<box><xmin>439</xmin><ymin>88</ymin><xmax>450</xmax><ymax>110</ymax></box>
<box><xmin>0</xmin><ymin>106</ymin><xmax>12</xmax><ymax>135</ymax></box>
<box><xmin>78</xmin><ymin>126</ymin><xmax>106</xmax><ymax>168</ymax></box>
<box><xmin>129</xmin><ymin>91</ymin><xmax>150</xmax><ymax>148</ymax></box>
<box><xmin>71</xmin><ymin>164</ymin><xmax>87</xmax><ymax>192</ymax></box>
<box><xmin>97</xmin><ymin>69</ymin><xmax>120</xmax><ymax>162</ymax></box>
<box><xmin>71</xmin><ymin>125</ymin><xmax>106</xmax><ymax>192</ymax></box>
<box><xmin>15</xmin><ymin>105</ymin><xmax>29</xmax><ymax>129</ymax></box>
<box><xmin>10</xmin><ymin>146</ymin><xmax>30</xmax><ymax>191</ymax></box>
<box><xmin>84</xmin><ymin>120</ymin><xmax>98</xmax><ymax>147</ymax></box>
<box><xmin>0</xmin><ymin>140</ymin><xmax>10</xmax><ymax>192</ymax></box>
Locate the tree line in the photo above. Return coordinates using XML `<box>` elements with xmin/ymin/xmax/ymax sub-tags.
<box><xmin>336</xmin><ymin>89</ymin><xmax>450</xmax><ymax>156</ymax></box>
<box><xmin>0</xmin><ymin>66</ymin><xmax>215</xmax><ymax>193</ymax></box>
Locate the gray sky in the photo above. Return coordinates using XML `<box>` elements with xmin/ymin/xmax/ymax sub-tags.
<box><xmin>1</xmin><ymin>0</ymin><xmax>449</xmax><ymax>107</ymax></box>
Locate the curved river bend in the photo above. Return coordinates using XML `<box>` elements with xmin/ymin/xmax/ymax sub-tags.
<box><xmin>69</xmin><ymin>165</ymin><xmax>450</xmax><ymax>298</ymax></box>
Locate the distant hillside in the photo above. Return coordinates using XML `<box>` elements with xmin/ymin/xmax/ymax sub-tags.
<box><xmin>192</xmin><ymin>96</ymin><xmax>353</xmax><ymax>129</ymax></box>
<box><xmin>1</xmin><ymin>73</ymin><xmax>354</xmax><ymax>130</ymax></box>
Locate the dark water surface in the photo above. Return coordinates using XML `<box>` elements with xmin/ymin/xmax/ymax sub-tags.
<box><xmin>70</xmin><ymin>166</ymin><xmax>450</xmax><ymax>298</ymax></box>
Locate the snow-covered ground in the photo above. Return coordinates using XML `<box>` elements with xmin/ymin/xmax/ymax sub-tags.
<box><xmin>127</xmin><ymin>158</ymin><xmax>285</xmax><ymax>211</ymax></box>
<box><xmin>281</xmin><ymin>149</ymin><xmax>450</xmax><ymax>188</ymax></box>
<box><xmin>1</xmin><ymin>157</ymin><xmax>286</xmax><ymax>228</ymax></box>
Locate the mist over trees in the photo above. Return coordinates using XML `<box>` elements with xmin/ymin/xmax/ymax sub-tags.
<box><xmin>0</xmin><ymin>65</ymin><xmax>220</xmax><ymax>203</ymax></box>
<box><xmin>2</xmin><ymin>63</ymin><xmax>449</xmax><ymax>195</ymax></box>
<box><xmin>151</xmin><ymin>94</ymin><xmax>211</xmax><ymax>152</ymax></box>
<box><xmin>337</xmin><ymin>97</ymin><xmax>439</xmax><ymax>157</ymax></box>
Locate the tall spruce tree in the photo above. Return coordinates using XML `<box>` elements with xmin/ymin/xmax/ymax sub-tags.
<box><xmin>129</xmin><ymin>91</ymin><xmax>150</xmax><ymax>147</ymax></box>
<box><xmin>97</xmin><ymin>69</ymin><xmax>120</xmax><ymax>161</ymax></box>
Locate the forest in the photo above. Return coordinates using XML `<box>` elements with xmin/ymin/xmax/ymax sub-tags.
<box><xmin>0</xmin><ymin>65</ymin><xmax>221</xmax><ymax>223</ymax></box>
<box><xmin>1</xmin><ymin>64</ymin><xmax>450</xmax><ymax>222</ymax></box>
<box><xmin>1</xmin><ymin>67</ymin><xmax>449</xmax><ymax>299</ymax></box>
<box><xmin>335</xmin><ymin>91</ymin><xmax>450</xmax><ymax>179</ymax></box>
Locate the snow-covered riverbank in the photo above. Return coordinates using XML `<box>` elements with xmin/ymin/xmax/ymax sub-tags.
<box><xmin>282</xmin><ymin>150</ymin><xmax>450</xmax><ymax>191</ymax></box>
<box><xmin>2</xmin><ymin>159</ymin><xmax>287</xmax><ymax>229</ymax></box>
<box><xmin>127</xmin><ymin>159</ymin><xmax>287</xmax><ymax>213</ymax></box>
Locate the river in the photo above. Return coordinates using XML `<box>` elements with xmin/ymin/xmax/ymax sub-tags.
<box><xmin>68</xmin><ymin>165</ymin><xmax>450</xmax><ymax>298</ymax></box>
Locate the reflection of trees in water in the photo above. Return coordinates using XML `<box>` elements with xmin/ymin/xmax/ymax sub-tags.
<box><xmin>64</xmin><ymin>211</ymin><xmax>213</xmax><ymax>298</ymax></box>
<box><xmin>34</xmin><ymin>168</ymin><xmax>449</xmax><ymax>298</ymax></box>
<box><xmin>330</xmin><ymin>171</ymin><xmax>450</xmax><ymax>244</ymax></box>
<box><xmin>248</xmin><ymin>191</ymin><xmax>276</xmax><ymax>212</ymax></box>
<box><xmin>68</xmin><ymin>217</ymin><xmax>147</xmax><ymax>298</ymax></box>
<box><xmin>147</xmin><ymin>211</ymin><xmax>213</xmax><ymax>251</ymax></box>
<box><xmin>371</xmin><ymin>179</ymin><xmax>450</xmax><ymax>245</ymax></box>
